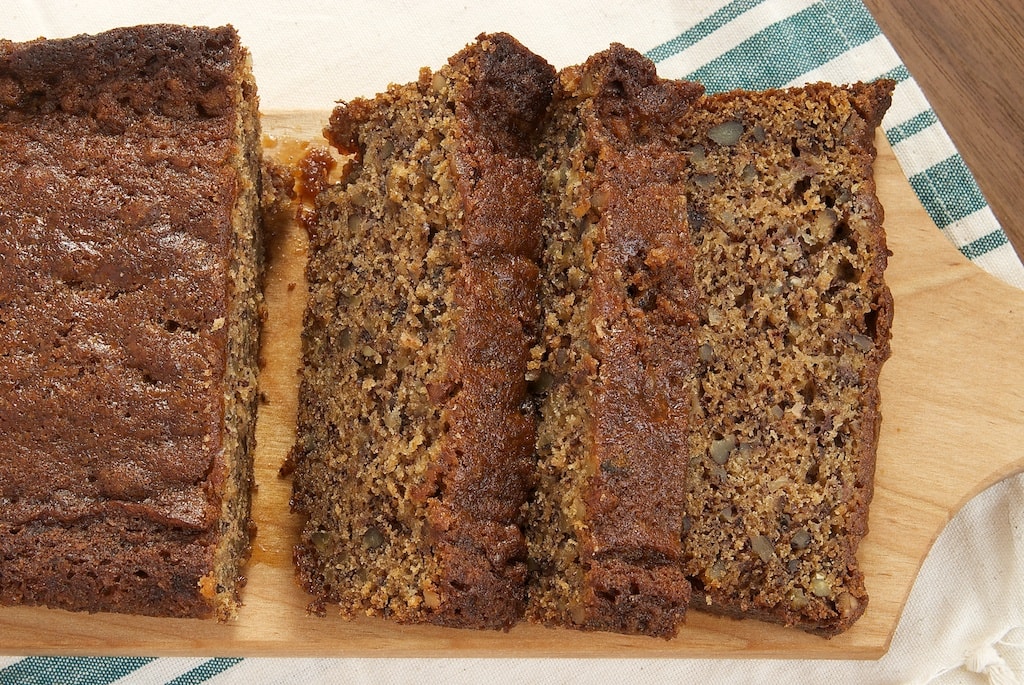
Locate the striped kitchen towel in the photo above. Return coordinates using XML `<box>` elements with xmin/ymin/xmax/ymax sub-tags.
<box><xmin>0</xmin><ymin>658</ymin><xmax>241</xmax><ymax>685</ymax></box>
<box><xmin>1</xmin><ymin>0</ymin><xmax>1021</xmax><ymax>683</ymax></box>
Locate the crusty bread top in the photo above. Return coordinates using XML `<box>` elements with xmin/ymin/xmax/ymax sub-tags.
<box><xmin>0</xmin><ymin>24</ymin><xmax>250</xmax><ymax>533</ymax></box>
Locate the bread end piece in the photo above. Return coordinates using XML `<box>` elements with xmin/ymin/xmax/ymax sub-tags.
<box><xmin>0</xmin><ymin>24</ymin><xmax>263</xmax><ymax>620</ymax></box>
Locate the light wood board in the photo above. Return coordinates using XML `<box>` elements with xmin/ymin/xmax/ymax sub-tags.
<box><xmin>2</xmin><ymin>111</ymin><xmax>1023</xmax><ymax>659</ymax></box>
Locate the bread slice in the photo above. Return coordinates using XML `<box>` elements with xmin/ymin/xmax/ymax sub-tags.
<box><xmin>290</xmin><ymin>33</ymin><xmax>554</xmax><ymax>629</ymax></box>
<box><xmin>524</xmin><ymin>45</ymin><xmax>703</xmax><ymax>638</ymax></box>
<box><xmin>678</xmin><ymin>80</ymin><xmax>895</xmax><ymax>635</ymax></box>
<box><xmin>0</xmin><ymin>24</ymin><xmax>264</xmax><ymax>619</ymax></box>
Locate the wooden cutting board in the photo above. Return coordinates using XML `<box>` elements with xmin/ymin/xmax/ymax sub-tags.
<box><xmin>2</xmin><ymin>111</ymin><xmax>1022</xmax><ymax>659</ymax></box>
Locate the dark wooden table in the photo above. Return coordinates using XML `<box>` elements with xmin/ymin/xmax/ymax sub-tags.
<box><xmin>863</xmin><ymin>0</ymin><xmax>1024</xmax><ymax>266</ymax></box>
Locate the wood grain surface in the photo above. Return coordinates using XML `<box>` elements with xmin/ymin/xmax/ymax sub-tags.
<box><xmin>1</xmin><ymin>112</ymin><xmax>1023</xmax><ymax>659</ymax></box>
<box><xmin>864</xmin><ymin>0</ymin><xmax>1024</xmax><ymax>264</ymax></box>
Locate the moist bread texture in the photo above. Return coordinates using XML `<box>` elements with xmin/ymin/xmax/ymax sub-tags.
<box><xmin>0</xmin><ymin>24</ymin><xmax>264</xmax><ymax>620</ymax></box>
<box><xmin>678</xmin><ymin>80</ymin><xmax>894</xmax><ymax>636</ymax></box>
<box><xmin>525</xmin><ymin>45</ymin><xmax>703</xmax><ymax>638</ymax></box>
<box><xmin>290</xmin><ymin>33</ymin><xmax>554</xmax><ymax>629</ymax></box>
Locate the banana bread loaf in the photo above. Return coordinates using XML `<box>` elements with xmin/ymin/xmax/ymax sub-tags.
<box><xmin>525</xmin><ymin>45</ymin><xmax>703</xmax><ymax>638</ymax></box>
<box><xmin>0</xmin><ymin>24</ymin><xmax>264</xmax><ymax>620</ymax></box>
<box><xmin>290</xmin><ymin>33</ymin><xmax>554</xmax><ymax>629</ymax></box>
<box><xmin>679</xmin><ymin>80</ymin><xmax>894</xmax><ymax>636</ymax></box>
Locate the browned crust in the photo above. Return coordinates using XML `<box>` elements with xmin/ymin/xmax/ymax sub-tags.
<box><xmin>528</xmin><ymin>45</ymin><xmax>703</xmax><ymax>638</ymax></box>
<box><xmin>0</xmin><ymin>518</ymin><xmax>217</xmax><ymax>617</ymax></box>
<box><xmin>581</xmin><ymin>151</ymin><xmax>699</xmax><ymax>637</ymax></box>
<box><xmin>424</xmin><ymin>34</ymin><xmax>554</xmax><ymax>628</ymax></box>
<box><xmin>578</xmin><ymin>50</ymin><xmax>702</xmax><ymax>638</ymax></box>
<box><xmin>0</xmin><ymin>24</ymin><xmax>260</xmax><ymax>619</ymax></box>
<box><xmin>0</xmin><ymin>25</ymin><xmax>246</xmax><ymax>126</ymax></box>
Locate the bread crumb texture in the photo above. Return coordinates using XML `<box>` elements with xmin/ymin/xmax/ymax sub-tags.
<box><xmin>292</xmin><ymin>39</ymin><xmax>894</xmax><ymax>638</ymax></box>
<box><xmin>290</xmin><ymin>32</ymin><xmax>554</xmax><ymax>630</ymax></box>
<box><xmin>679</xmin><ymin>81</ymin><xmax>893</xmax><ymax>636</ymax></box>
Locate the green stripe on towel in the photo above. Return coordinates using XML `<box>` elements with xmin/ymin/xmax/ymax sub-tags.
<box><xmin>645</xmin><ymin>0</ymin><xmax>767</xmax><ymax>63</ymax></box>
<box><xmin>960</xmin><ymin>230</ymin><xmax>1009</xmax><ymax>261</ymax></box>
<box><xmin>0</xmin><ymin>657</ymin><xmax>154</xmax><ymax>685</ymax></box>
<box><xmin>886</xmin><ymin>109</ymin><xmax>939</xmax><ymax>146</ymax></box>
<box><xmin>877</xmin><ymin>63</ymin><xmax>910</xmax><ymax>83</ymax></box>
<box><xmin>909</xmin><ymin>155</ymin><xmax>990</xmax><ymax>229</ymax></box>
<box><xmin>684</xmin><ymin>0</ymin><xmax>881</xmax><ymax>92</ymax></box>
<box><xmin>165</xmin><ymin>658</ymin><xmax>243</xmax><ymax>685</ymax></box>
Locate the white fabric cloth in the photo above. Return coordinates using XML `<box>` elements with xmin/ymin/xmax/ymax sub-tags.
<box><xmin>2</xmin><ymin>2</ymin><xmax>1022</xmax><ymax>683</ymax></box>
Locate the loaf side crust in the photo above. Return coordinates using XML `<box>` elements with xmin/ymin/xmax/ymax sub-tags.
<box><xmin>526</xmin><ymin>45</ymin><xmax>703</xmax><ymax>638</ymax></box>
